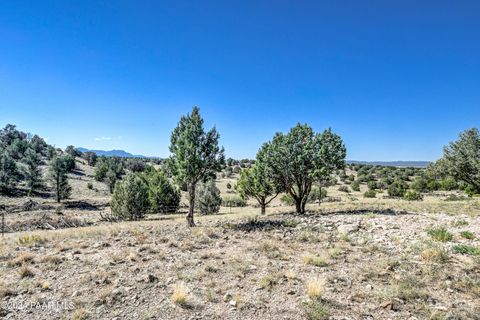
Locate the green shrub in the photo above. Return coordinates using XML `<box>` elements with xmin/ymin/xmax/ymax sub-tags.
<box><xmin>222</xmin><ymin>195</ymin><xmax>247</xmax><ymax>207</ymax></box>
<box><xmin>338</xmin><ymin>186</ymin><xmax>350</xmax><ymax>193</ymax></box>
<box><xmin>388</xmin><ymin>180</ymin><xmax>408</xmax><ymax>197</ymax></box>
<box><xmin>452</xmin><ymin>244</ymin><xmax>480</xmax><ymax>256</ymax></box>
<box><xmin>351</xmin><ymin>181</ymin><xmax>360</xmax><ymax>192</ymax></box>
<box><xmin>411</xmin><ymin>177</ymin><xmax>428</xmax><ymax>192</ymax></box>
<box><xmin>440</xmin><ymin>177</ymin><xmax>458</xmax><ymax>191</ymax></box>
<box><xmin>309</xmin><ymin>187</ymin><xmax>328</xmax><ymax>203</ymax></box>
<box><xmin>280</xmin><ymin>194</ymin><xmax>295</xmax><ymax>206</ymax></box>
<box><xmin>403</xmin><ymin>190</ymin><xmax>423</xmax><ymax>201</ymax></box>
<box><xmin>111</xmin><ymin>173</ymin><xmax>149</xmax><ymax>220</ymax></box>
<box><xmin>195</xmin><ymin>180</ymin><xmax>222</xmax><ymax>214</ymax></box>
<box><xmin>460</xmin><ymin>231</ymin><xmax>475</xmax><ymax>240</ymax></box>
<box><xmin>364</xmin><ymin>190</ymin><xmax>376</xmax><ymax>198</ymax></box>
<box><xmin>367</xmin><ymin>181</ymin><xmax>377</xmax><ymax>190</ymax></box>
<box><xmin>87</xmin><ymin>182</ymin><xmax>93</xmax><ymax>190</ymax></box>
<box><xmin>427</xmin><ymin>227</ymin><xmax>453</xmax><ymax>242</ymax></box>
<box><xmin>146</xmin><ymin>170</ymin><xmax>181</xmax><ymax>213</ymax></box>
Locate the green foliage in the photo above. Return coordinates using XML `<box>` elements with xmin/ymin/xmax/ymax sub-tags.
<box><xmin>259</xmin><ymin>124</ymin><xmax>346</xmax><ymax>213</ymax></box>
<box><xmin>280</xmin><ymin>193</ymin><xmax>295</xmax><ymax>206</ymax></box>
<box><xmin>364</xmin><ymin>189</ymin><xmax>376</xmax><ymax>198</ymax></box>
<box><xmin>388</xmin><ymin>180</ymin><xmax>408</xmax><ymax>197</ymax></box>
<box><xmin>351</xmin><ymin>180</ymin><xmax>360</xmax><ymax>192</ymax></box>
<box><xmin>367</xmin><ymin>180</ymin><xmax>377</xmax><ymax>190</ymax></box>
<box><xmin>460</xmin><ymin>231</ymin><xmax>475</xmax><ymax>240</ymax></box>
<box><xmin>145</xmin><ymin>169</ymin><xmax>181</xmax><ymax>213</ymax></box>
<box><xmin>194</xmin><ymin>180</ymin><xmax>222</xmax><ymax>215</ymax></box>
<box><xmin>427</xmin><ymin>227</ymin><xmax>453</xmax><ymax>242</ymax></box>
<box><xmin>338</xmin><ymin>186</ymin><xmax>350</xmax><ymax>193</ymax></box>
<box><xmin>167</xmin><ymin>107</ymin><xmax>224</xmax><ymax>226</ymax></box>
<box><xmin>236</xmin><ymin>163</ymin><xmax>279</xmax><ymax>214</ymax></box>
<box><xmin>65</xmin><ymin>145</ymin><xmax>80</xmax><ymax>157</ymax></box>
<box><xmin>403</xmin><ymin>190</ymin><xmax>423</xmax><ymax>201</ymax></box>
<box><xmin>0</xmin><ymin>150</ymin><xmax>21</xmax><ymax>194</ymax></box>
<box><xmin>433</xmin><ymin>128</ymin><xmax>480</xmax><ymax>193</ymax></box>
<box><xmin>48</xmin><ymin>156</ymin><xmax>72</xmax><ymax>203</ymax></box>
<box><xmin>111</xmin><ymin>173</ymin><xmax>149</xmax><ymax>220</ymax></box>
<box><xmin>22</xmin><ymin>148</ymin><xmax>44</xmax><ymax>195</ymax></box>
<box><xmin>452</xmin><ymin>244</ymin><xmax>480</xmax><ymax>256</ymax></box>
<box><xmin>94</xmin><ymin>157</ymin><xmax>125</xmax><ymax>193</ymax></box>
<box><xmin>126</xmin><ymin>158</ymin><xmax>146</xmax><ymax>173</ymax></box>
<box><xmin>82</xmin><ymin>152</ymin><xmax>97</xmax><ymax>166</ymax></box>
<box><xmin>439</xmin><ymin>177</ymin><xmax>458</xmax><ymax>191</ymax></box>
<box><xmin>411</xmin><ymin>176</ymin><xmax>428</xmax><ymax>193</ymax></box>
<box><xmin>221</xmin><ymin>195</ymin><xmax>247</xmax><ymax>207</ymax></box>
<box><xmin>308</xmin><ymin>187</ymin><xmax>327</xmax><ymax>203</ymax></box>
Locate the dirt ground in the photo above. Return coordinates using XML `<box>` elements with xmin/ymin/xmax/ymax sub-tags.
<box><xmin>1</xmin><ymin>160</ymin><xmax>479</xmax><ymax>319</ymax></box>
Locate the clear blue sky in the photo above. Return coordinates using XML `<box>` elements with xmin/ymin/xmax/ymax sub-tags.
<box><xmin>1</xmin><ymin>1</ymin><xmax>479</xmax><ymax>160</ymax></box>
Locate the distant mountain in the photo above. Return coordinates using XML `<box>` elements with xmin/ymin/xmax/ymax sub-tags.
<box><xmin>348</xmin><ymin>160</ymin><xmax>430</xmax><ymax>168</ymax></box>
<box><xmin>77</xmin><ymin>148</ymin><xmax>147</xmax><ymax>158</ymax></box>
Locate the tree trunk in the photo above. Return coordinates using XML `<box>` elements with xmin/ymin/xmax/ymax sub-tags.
<box><xmin>187</xmin><ymin>183</ymin><xmax>196</xmax><ymax>227</ymax></box>
<box><xmin>260</xmin><ymin>203</ymin><xmax>266</xmax><ymax>215</ymax></box>
<box><xmin>295</xmin><ymin>198</ymin><xmax>303</xmax><ymax>213</ymax></box>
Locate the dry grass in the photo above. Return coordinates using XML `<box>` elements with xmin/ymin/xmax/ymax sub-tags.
<box><xmin>171</xmin><ymin>283</ymin><xmax>188</xmax><ymax>306</ymax></box>
<box><xmin>18</xmin><ymin>264</ymin><xmax>35</xmax><ymax>278</ymax></box>
<box><xmin>306</xmin><ymin>278</ymin><xmax>326</xmax><ymax>300</ymax></box>
<box><xmin>303</xmin><ymin>254</ymin><xmax>328</xmax><ymax>267</ymax></box>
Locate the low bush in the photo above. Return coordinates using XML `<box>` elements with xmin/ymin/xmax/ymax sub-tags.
<box><xmin>388</xmin><ymin>180</ymin><xmax>408</xmax><ymax>197</ymax></box>
<box><xmin>403</xmin><ymin>190</ymin><xmax>423</xmax><ymax>201</ymax></box>
<box><xmin>364</xmin><ymin>190</ymin><xmax>376</xmax><ymax>198</ymax></box>
<box><xmin>427</xmin><ymin>227</ymin><xmax>453</xmax><ymax>242</ymax></box>
<box><xmin>338</xmin><ymin>186</ymin><xmax>350</xmax><ymax>193</ymax></box>
<box><xmin>195</xmin><ymin>180</ymin><xmax>222</xmax><ymax>215</ymax></box>
<box><xmin>111</xmin><ymin>173</ymin><xmax>149</xmax><ymax>220</ymax></box>
<box><xmin>222</xmin><ymin>195</ymin><xmax>247</xmax><ymax>207</ymax></box>
<box><xmin>351</xmin><ymin>181</ymin><xmax>360</xmax><ymax>192</ymax></box>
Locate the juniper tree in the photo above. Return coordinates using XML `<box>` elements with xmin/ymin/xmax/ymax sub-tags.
<box><xmin>48</xmin><ymin>156</ymin><xmax>72</xmax><ymax>203</ymax></box>
<box><xmin>236</xmin><ymin>160</ymin><xmax>279</xmax><ymax>215</ymax></box>
<box><xmin>22</xmin><ymin>148</ymin><xmax>44</xmax><ymax>195</ymax></box>
<box><xmin>260</xmin><ymin>124</ymin><xmax>346</xmax><ymax>214</ymax></box>
<box><xmin>434</xmin><ymin>128</ymin><xmax>480</xmax><ymax>193</ymax></box>
<box><xmin>0</xmin><ymin>150</ymin><xmax>20</xmax><ymax>194</ymax></box>
<box><xmin>111</xmin><ymin>172</ymin><xmax>149</xmax><ymax>220</ymax></box>
<box><xmin>168</xmin><ymin>107</ymin><xmax>225</xmax><ymax>226</ymax></box>
<box><xmin>194</xmin><ymin>179</ymin><xmax>222</xmax><ymax>215</ymax></box>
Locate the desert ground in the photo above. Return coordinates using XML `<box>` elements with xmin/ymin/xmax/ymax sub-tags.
<box><xmin>1</xmin><ymin>159</ymin><xmax>479</xmax><ymax>320</ymax></box>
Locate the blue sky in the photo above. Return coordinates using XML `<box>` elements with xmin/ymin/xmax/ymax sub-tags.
<box><xmin>1</xmin><ymin>1</ymin><xmax>479</xmax><ymax>160</ymax></box>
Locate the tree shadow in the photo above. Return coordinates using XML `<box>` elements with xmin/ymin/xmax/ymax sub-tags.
<box><xmin>63</xmin><ymin>200</ymin><xmax>99</xmax><ymax>211</ymax></box>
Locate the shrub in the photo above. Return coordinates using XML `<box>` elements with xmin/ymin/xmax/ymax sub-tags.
<box><xmin>308</xmin><ymin>187</ymin><xmax>327</xmax><ymax>203</ymax></box>
<box><xmin>306</xmin><ymin>278</ymin><xmax>325</xmax><ymax>300</ymax></box>
<box><xmin>452</xmin><ymin>245</ymin><xmax>480</xmax><ymax>256</ymax></box>
<box><xmin>146</xmin><ymin>170</ymin><xmax>181</xmax><ymax>213</ymax></box>
<box><xmin>111</xmin><ymin>173</ymin><xmax>149</xmax><ymax>220</ymax></box>
<box><xmin>364</xmin><ymin>190</ymin><xmax>376</xmax><ymax>198</ymax></box>
<box><xmin>460</xmin><ymin>231</ymin><xmax>475</xmax><ymax>240</ymax></box>
<box><xmin>338</xmin><ymin>186</ymin><xmax>350</xmax><ymax>193</ymax></box>
<box><xmin>0</xmin><ymin>150</ymin><xmax>20</xmax><ymax>193</ymax></box>
<box><xmin>351</xmin><ymin>181</ymin><xmax>360</xmax><ymax>192</ymax></box>
<box><xmin>126</xmin><ymin>158</ymin><xmax>146</xmax><ymax>173</ymax></box>
<box><xmin>195</xmin><ymin>180</ymin><xmax>221</xmax><ymax>214</ymax></box>
<box><xmin>222</xmin><ymin>195</ymin><xmax>247</xmax><ymax>207</ymax></box>
<box><xmin>411</xmin><ymin>177</ymin><xmax>428</xmax><ymax>192</ymax></box>
<box><xmin>388</xmin><ymin>180</ymin><xmax>408</xmax><ymax>197</ymax></box>
<box><xmin>440</xmin><ymin>177</ymin><xmax>459</xmax><ymax>191</ymax></box>
<box><xmin>87</xmin><ymin>182</ymin><xmax>93</xmax><ymax>190</ymax></box>
<box><xmin>403</xmin><ymin>190</ymin><xmax>423</xmax><ymax>201</ymax></box>
<box><xmin>280</xmin><ymin>194</ymin><xmax>295</xmax><ymax>206</ymax></box>
<box><xmin>427</xmin><ymin>227</ymin><xmax>453</xmax><ymax>242</ymax></box>
<box><xmin>367</xmin><ymin>181</ymin><xmax>377</xmax><ymax>190</ymax></box>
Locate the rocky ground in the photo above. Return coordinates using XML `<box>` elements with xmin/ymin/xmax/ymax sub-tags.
<box><xmin>1</xmin><ymin>208</ymin><xmax>479</xmax><ymax>320</ymax></box>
